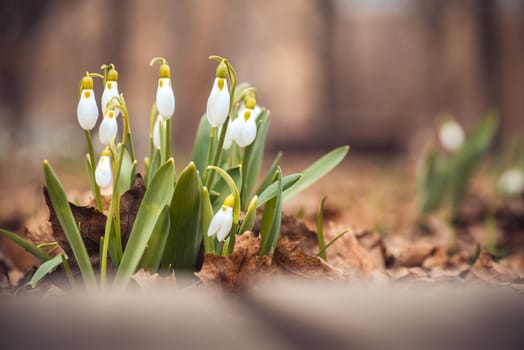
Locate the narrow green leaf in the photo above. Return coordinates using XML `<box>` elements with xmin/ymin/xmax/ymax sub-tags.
<box><xmin>192</xmin><ymin>114</ymin><xmax>212</xmax><ymax>174</ymax></box>
<box><xmin>43</xmin><ymin>161</ymin><xmax>95</xmax><ymax>284</ymax></box>
<box><xmin>238</xmin><ymin>195</ymin><xmax>258</xmax><ymax>234</ymax></box>
<box><xmin>162</xmin><ymin>162</ymin><xmax>202</xmax><ymax>272</ymax></box>
<box><xmin>28</xmin><ymin>254</ymin><xmax>64</xmax><ymax>288</ymax></box>
<box><xmin>201</xmin><ymin>187</ymin><xmax>215</xmax><ymax>254</ymax></box>
<box><xmin>256</xmin><ymin>152</ymin><xmax>282</xmax><ymax>199</ymax></box>
<box><xmin>36</xmin><ymin>242</ymin><xmax>58</xmax><ymax>250</ymax></box>
<box><xmin>145</xmin><ymin>147</ymin><xmax>162</xmax><ymax>187</ymax></box>
<box><xmin>317</xmin><ymin>196</ymin><xmax>328</xmax><ymax>261</ymax></box>
<box><xmin>141</xmin><ymin>205</ymin><xmax>171</xmax><ymax>273</ymax></box>
<box><xmin>241</xmin><ymin>110</ymin><xmax>270</xmax><ymax>205</ymax></box>
<box><xmin>116</xmin><ymin>145</ymin><xmax>134</xmax><ymax>195</ymax></box>
<box><xmin>259</xmin><ymin>167</ymin><xmax>283</xmax><ymax>256</ymax></box>
<box><xmin>114</xmin><ymin>159</ymin><xmax>175</xmax><ymax>288</ymax></box>
<box><xmin>0</xmin><ymin>228</ymin><xmax>50</xmax><ymax>262</ymax></box>
<box><xmin>283</xmin><ymin>145</ymin><xmax>349</xmax><ymax>202</ymax></box>
<box><xmin>257</xmin><ymin>174</ymin><xmax>301</xmax><ymax>208</ymax></box>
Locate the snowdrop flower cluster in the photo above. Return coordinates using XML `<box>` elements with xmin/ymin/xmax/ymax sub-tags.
<box><xmin>438</xmin><ymin>119</ymin><xmax>465</xmax><ymax>152</ymax></box>
<box><xmin>77</xmin><ymin>74</ymin><xmax>99</xmax><ymax>130</ymax></box>
<box><xmin>207</xmin><ymin>194</ymin><xmax>234</xmax><ymax>242</ymax></box>
<box><xmin>206</xmin><ymin>62</ymin><xmax>230</xmax><ymax>128</ymax></box>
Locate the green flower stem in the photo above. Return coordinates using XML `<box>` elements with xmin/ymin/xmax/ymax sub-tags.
<box><xmin>148</xmin><ymin>103</ymin><xmax>158</xmax><ymax>163</ymax></box>
<box><xmin>100</xmin><ymin>144</ymin><xmax>125</xmax><ymax>287</ymax></box>
<box><xmin>61</xmin><ymin>254</ymin><xmax>77</xmax><ymax>288</ymax></box>
<box><xmin>84</xmin><ymin>130</ymin><xmax>103</xmax><ymax>211</ymax></box>
<box><xmin>164</xmin><ymin>118</ymin><xmax>172</xmax><ymax>162</ymax></box>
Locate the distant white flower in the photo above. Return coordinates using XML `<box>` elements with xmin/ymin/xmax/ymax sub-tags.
<box><xmin>77</xmin><ymin>76</ymin><xmax>98</xmax><ymax>130</ymax></box>
<box><xmin>101</xmin><ymin>81</ymin><xmax>120</xmax><ymax>116</ymax></box>
<box><xmin>207</xmin><ymin>195</ymin><xmax>234</xmax><ymax>242</ymax></box>
<box><xmin>99</xmin><ymin>110</ymin><xmax>118</xmax><ymax>145</ymax></box>
<box><xmin>206</xmin><ymin>77</ymin><xmax>230</xmax><ymax>127</ymax></box>
<box><xmin>438</xmin><ymin>120</ymin><xmax>464</xmax><ymax>152</ymax></box>
<box><xmin>498</xmin><ymin>168</ymin><xmax>524</xmax><ymax>196</ymax></box>
<box><xmin>156</xmin><ymin>77</ymin><xmax>175</xmax><ymax>120</ymax></box>
<box><xmin>152</xmin><ymin>114</ymin><xmax>165</xmax><ymax>148</ymax></box>
<box><xmin>95</xmin><ymin>152</ymin><xmax>112</xmax><ymax>188</ymax></box>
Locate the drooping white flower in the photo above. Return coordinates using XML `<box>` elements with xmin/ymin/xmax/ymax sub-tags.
<box><xmin>233</xmin><ymin>108</ymin><xmax>257</xmax><ymax>147</ymax></box>
<box><xmin>101</xmin><ymin>77</ymin><xmax>120</xmax><ymax>117</ymax></box>
<box><xmin>498</xmin><ymin>168</ymin><xmax>524</xmax><ymax>196</ymax></box>
<box><xmin>222</xmin><ymin>121</ymin><xmax>239</xmax><ymax>150</ymax></box>
<box><xmin>77</xmin><ymin>75</ymin><xmax>99</xmax><ymax>130</ymax></box>
<box><xmin>207</xmin><ymin>194</ymin><xmax>234</xmax><ymax>242</ymax></box>
<box><xmin>152</xmin><ymin>114</ymin><xmax>165</xmax><ymax>148</ymax></box>
<box><xmin>99</xmin><ymin>110</ymin><xmax>118</xmax><ymax>145</ymax></box>
<box><xmin>206</xmin><ymin>62</ymin><xmax>230</xmax><ymax>128</ymax></box>
<box><xmin>156</xmin><ymin>77</ymin><xmax>175</xmax><ymax>120</ymax></box>
<box><xmin>95</xmin><ymin>150</ymin><xmax>112</xmax><ymax>188</ymax></box>
<box><xmin>438</xmin><ymin>120</ymin><xmax>464</xmax><ymax>152</ymax></box>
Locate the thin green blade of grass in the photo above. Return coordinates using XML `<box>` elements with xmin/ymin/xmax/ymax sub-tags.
<box><xmin>317</xmin><ymin>229</ymin><xmax>350</xmax><ymax>259</ymax></box>
<box><xmin>27</xmin><ymin>253</ymin><xmax>64</xmax><ymax>288</ymax></box>
<box><xmin>43</xmin><ymin>160</ymin><xmax>96</xmax><ymax>285</ymax></box>
<box><xmin>317</xmin><ymin>196</ymin><xmax>328</xmax><ymax>261</ymax></box>
<box><xmin>0</xmin><ymin>228</ymin><xmax>51</xmax><ymax>262</ymax></box>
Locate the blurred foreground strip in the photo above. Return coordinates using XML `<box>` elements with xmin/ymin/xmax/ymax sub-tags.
<box><xmin>1</xmin><ymin>282</ymin><xmax>524</xmax><ymax>350</ymax></box>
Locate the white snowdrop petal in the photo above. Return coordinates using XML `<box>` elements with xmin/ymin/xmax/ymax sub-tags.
<box><xmin>95</xmin><ymin>155</ymin><xmax>112</xmax><ymax>188</ymax></box>
<box><xmin>236</xmin><ymin>118</ymin><xmax>257</xmax><ymax>147</ymax></box>
<box><xmin>206</xmin><ymin>78</ymin><xmax>230</xmax><ymax>127</ymax></box>
<box><xmin>153</xmin><ymin>115</ymin><xmax>164</xmax><ymax>149</ymax></box>
<box><xmin>99</xmin><ymin>114</ymin><xmax>118</xmax><ymax>145</ymax></box>
<box><xmin>101</xmin><ymin>81</ymin><xmax>120</xmax><ymax>115</ymax></box>
<box><xmin>222</xmin><ymin>120</ymin><xmax>239</xmax><ymax>150</ymax></box>
<box><xmin>498</xmin><ymin>168</ymin><xmax>524</xmax><ymax>195</ymax></box>
<box><xmin>156</xmin><ymin>78</ymin><xmax>175</xmax><ymax>119</ymax></box>
<box><xmin>439</xmin><ymin>121</ymin><xmax>464</xmax><ymax>152</ymax></box>
<box><xmin>77</xmin><ymin>89</ymin><xmax>99</xmax><ymax>130</ymax></box>
<box><xmin>207</xmin><ymin>206</ymin><xmax>233</xmax><ymax>242</ymax></box>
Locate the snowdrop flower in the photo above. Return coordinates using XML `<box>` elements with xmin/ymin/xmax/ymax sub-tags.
<box><xmin>206</xmin><ymin>62</ymin><xmax>230</xmax><ymax>128</ymax></box>
<box><xmin>232</xmin><ymin>97</ymin><xmax>257</xmax><ymax>147</ymax></box>
<box><xmin>99</xmin><ymin>110</ymin><xmax>118</xmax><ymax>145</ymax></box>
<box><xmin>207</xmin><ymin>194</ymin><xmax>234</xmax><ymax>242</ymax></box>
<box><xmin>95</xmin><ymin>149</ymin><xmax>112</xmax><ymax>188</ymax></box>
<box><xmin>438</xmin><ymin>120</ymin><xmax>464</xmax><ymax>152</ymax></box>
<box><xmin>77</xmin><ymin>75</ymin><xmax>99</xmax><ymax>130</ymax></box>
<box><xmin>156</xmin><ymin>62</ymin><xmax>175</xmax><ymax>120</ymax></box>
<box><xmin>498</xmin><ymin>168</ymin><xmax>524</xmax><ymax>196</ymax></box>
<box><xmin>101</xmin><ymin>67</ymin><xmax>120</xmax><ymax>116</ymax></box>
<box><xmin>237</xmin><ymin>101</ymin><xmax>262</xmax><ymax>121</ymax></box>
<box><xmin>152</xmin><ymin>114</ymin><xmax>165</xmax><ymax>148</ymax></box>
<box><xmin>222</xmin><ymin>121</ymin><xmax>239</xmax><ymax>150</ymax></box>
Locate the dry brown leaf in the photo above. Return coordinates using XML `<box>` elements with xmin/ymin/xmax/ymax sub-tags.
<box><xmin>132</xmin><ymin>269</ymin><xmax>176</xmax><ymax>290</ymax></box>
<box><xmin>467</xmin><ymin>251</ymin><xmax>521</xmax><ymax>284</ymax></box>
<box><xmin>196</xmin><ymin>232</ymin><xmax>273</xmax><ymax>290</ymax></box>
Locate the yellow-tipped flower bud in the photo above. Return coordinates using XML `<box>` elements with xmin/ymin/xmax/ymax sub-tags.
<box><xmin>107</xmin><ymin>68</ymin><xmax>118</xmax><ymax>82</ymax></box>
<box><xmin>159</xmin><ymin>63</ymin><xmax>171</xmax><ymax>79</ymax></box>
<box><xmin>155</xmin><ymin>62</ymin><xmax>175</xmax><ymax>120</ymax></box>
<box><xmin>81</xmin><ymin>75</ymin><xmax>94</xmax><ymax>90</ymax></box>
<box><xmin>95</xmin><ymin>150</ymin><xmax>112</xmax><ymax>188</ymax></box>
<box><xmin>101</xmin><ymin>67</ymin><xmax>120</xmax><ymax>116</ymax></box>
<box><xmin>77</xmin><ymin>74</ymin><xmax>99</xmax><ymax>130</ymax></box>
<box><xmin>216</xmin><ymin>62</ymin><xmax>228</xmax><ymax>79</ymax></box>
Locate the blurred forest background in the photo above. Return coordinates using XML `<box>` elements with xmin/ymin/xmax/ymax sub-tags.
<box><xmin>1</xmin><ymin>0</ymin><xmax>523</xmax><ymax>160</ymax></box>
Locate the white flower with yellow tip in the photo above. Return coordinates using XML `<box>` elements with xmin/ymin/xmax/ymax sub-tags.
<box><xmin>77</xmin><ymin>75</ymin><xmax>99</xmax><ymax>130</ymax></box>
<box><xmin>99</xmin><ymin>109</ymin><xmax>118</xmax><ymax>145</ymax></box>
<box><xmin>152</xmin><ymin>114</ymin><xmax>165</xmax><ymax>149</ymax></box>
<box><xmin>101</xmin><ymin>67</ymin><xmax>120</xmax><ymax>116</ymax></box>
<box><xmin>498</xmin><ymin>168</ymin><xmax>524</xmax><ymax>196</ymax></box>
<box><xmin>156</xmin><ymin>63</ymin><xmax>175</xmax><ymax>120</ymax></box>
<box><xmin>438</xmin><ymin>119</ymin><xmax>464</xmax><ymax>152</ymax></box>
<box><xmin>207</xmin><ymin>194</ymin><xmax>234</xmax><ymax>242</ymax></box>
<box><xmin>231</xmin><ymin>97</ymin><xmax>257</xmax><ymax>147</ymax></box>
<box><xmin>95</xmin><ymin>149</ymin><xmax>112</xmax><ymax>188</ymax></box>
<box><xmin>206</xmin><ymin>62</ymin><xmax>230</xmax><ymax>128</ymax></box>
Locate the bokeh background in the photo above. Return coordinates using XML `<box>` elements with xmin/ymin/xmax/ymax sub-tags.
<box><xmin>0</xmin><ymin>0</ymin><xmax>523</xmax><ymax>225</ymax></box>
